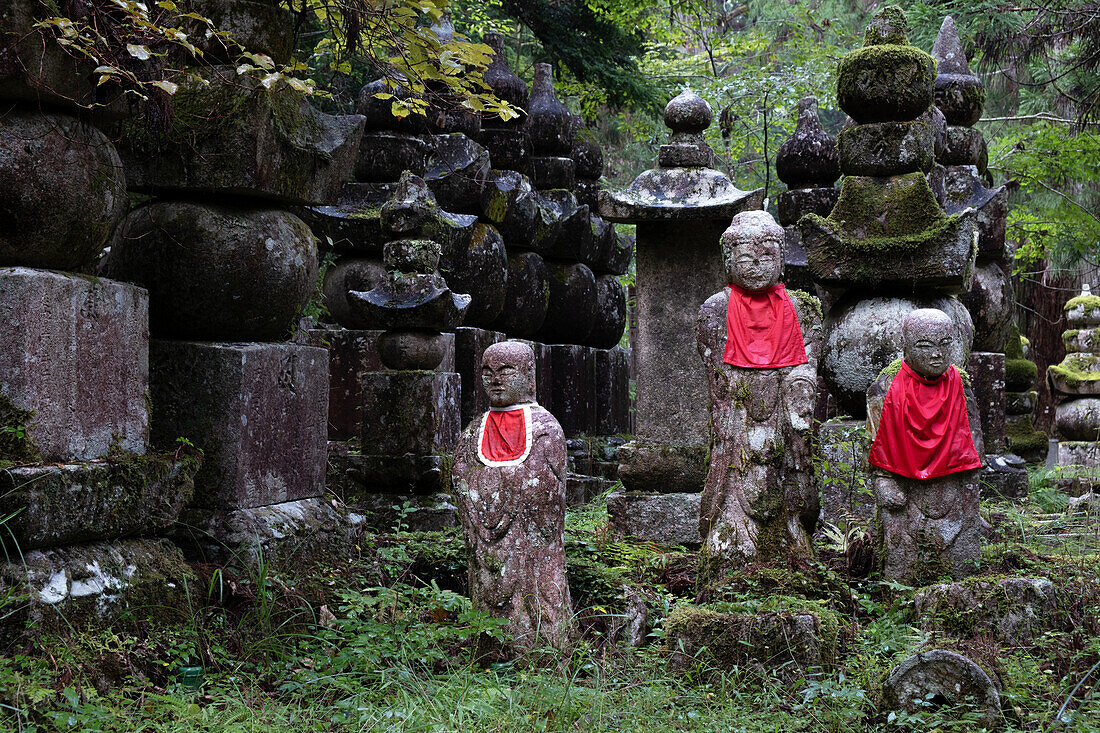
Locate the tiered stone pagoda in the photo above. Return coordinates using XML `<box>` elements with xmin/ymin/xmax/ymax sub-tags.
<box><xmin>1048</xmin><ymin>286</ymin><xmax>1100</xmax><ymax>476</ymax></box>
<box><xmin>601</xmin><ymin>89</ymin><xmax>764</xmax><ymax>544</ymax></box>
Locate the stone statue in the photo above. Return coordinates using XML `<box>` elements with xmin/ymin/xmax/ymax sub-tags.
<box><xmin>452</xmin><ymin>340</ymin><xmax>572</xmax><ymax>656</ymax></box>
<box><xmin>695</xmin><ymin>210</ymin><xmax>821</xmax><ymax>562</ymax></box>
<box><xmin>868</xmin><ymin>308</ymin><xmax>984</xmax><ymax>583</ymax></box>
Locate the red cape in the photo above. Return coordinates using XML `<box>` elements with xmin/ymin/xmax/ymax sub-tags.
<box><xmin>868</xmin><ymin>363</ymin><xmax>982</xmax><ymax>480</ymax></box>
<box><xmin>478</xmin><ymin>405</ymin><xmax>532</xmax><ymax>465</ymax></box>
<box><xmin>723</xmin><ymin>283</ymin><xmax>809</xmax><ymax>369</ymax></box>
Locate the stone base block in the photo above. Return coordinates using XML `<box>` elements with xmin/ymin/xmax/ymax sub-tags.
<box><xmin>1007</xmin><ymin>413</ymin><xmax>1048</xmax><ymax>463</ymax></box>
<box><xmin>327</xmin><ymin>441</ymin><xmax>450</xmax><ymax>495</ymax></box>
<box><xmin>968</xmin><ymin>351</ymin><xmax>1006</xmax><ymax>453</ymax></box>
<box><xmin>817</xmin><ymin>419</ymin><xmax>874</xmax><ymax>529</ymax></box>
<box><xmin>1006</xmin><ymin>389</ymin><xmax>1037</xmax><ymax>416</ymax></box>
<box><xmin>477</xmin><ymin>127</ymin><xmax>530</xmax><ymax>172</ymax></box>
<box><xmin>666</xmin><ymin>605</ymin><xmax>834</xmax><ymax>681</ymax></box>
<box><xmin>566</xmin><ymin>473</ymin><xmax>613</xmax><ymax>508</ymax></box>
<box><xmin>425</xmin><ymin>133</ymin><xmax>490</xmax><ymax>214</ymax></box>
<box><xmin>551</xmin><ymin>344</ymin><xmax>594</xmax><ymax>437</ymax></box>
<box><xmin>0</xmin><ymin>268</ymin><xmax>149</xmax><ymax>462</ymax></box>
<box><xmin>594</xmin><ymin>347</ymin><xmax>631</xmax><ymax>435</ymax></box>
<box><xmin>174</xmin><ymin>498</ymin><xmax>362</xmax><ymax>573</ymax></box>
<box><xmin>343</xmin><ymin>493</ymin><xmax>459</xmax><ymax>532</ymax></box>
<box><xmin>361</xmin><ymin>371</ymin><xmax>460</xmax><ymax>455</ymax></box>
<box><xmin>1053</xmin><ymin>440</ymin><xmax>1100</xmax><ymax>469</ymax></box>
<box><xmin>303</xmin><ymin>329</ymin><xmax>454</xmax><ymax>440</ymax></box>
<box><xmin>0</xmin><ymin>539</ymin><xmax>196</xmax><ymax>639</ymax></box>
<box><xmin>777</xmin><ymin>187</ymin><xmax>839</xmax><ymax>227</ymax></box>
<box><xmin>914</xmin><ymin>577</ymin><xmax>1058</xmax><ymax>645</ymax></box>
<box><xmin>3</xmin><ymin>453</ymin><xmax>199</xmax><ymax>551</ymax></box>
<box><xmin>150</xmin><ymin>341</ymin><xmax>329</xmax><ymax>510</ymax></box>
<box><xmin>980</xmin><ymin>454</ymin><xmax>1028</xmax><ymax>498</ymax></box>
<box><xmin>618</xmin><ymin>441</ymin><xmax>707</xmax><ymax>494</ymax></box>
<box><xmin>455</xmin><ymin>327</ymin><xmax>507</xmax><ymax>427</ymax></box>
<box><xmin>607</xmin><ymin>491</ymin><xmax>702</xmax><ymax>546</ymax></box>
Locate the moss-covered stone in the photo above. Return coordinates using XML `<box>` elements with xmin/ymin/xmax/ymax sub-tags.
<box><xmin>1005</xmin><ymin>358</ymin><xmax>1038</xmax><ymax>391</ymax></box>
<box><xmin>1065</xmin><ymin>293</ymin><xmax>1100</xmax><ymax>328</ymax></box>
<box><xmin>837</xmin><ymin>121</ymin><xmax>934</xmax><ymax>176</ymax></box>
<box><xmin>1048</xmin><ymin>354</ymin><xmax>1100</xmax><ymax>395</ymax></box>
<box><xmin>837</xmin><ymin>45</ymin><xmax>935</xmax><ymax>124</ymax></box>
<box><xmin>1005</xmin><ymin>414</ymin><xmax>1048</xmax><ymax>460</ymax></box>
<box><xmin>3</xmin><ymin>450</ymin><xmax>199</xmax><ymax>550</ymax></box>
<box><xmin>788</xmin><ymin>288</ymin><xmax>823</xmax><ymax>322</ymax></box>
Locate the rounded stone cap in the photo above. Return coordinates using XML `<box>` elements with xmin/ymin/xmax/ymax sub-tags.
<box><xmin>864</xmin><ymin>5</ymin><xmax>909</xmax><ymax>46</ymax></box>
<box><xmin>482</xmin><ymin>32</ymin><xmax>528</xmax><ymax>110</ymax></box>
<box><xmin>526</xmin><ymin>62</ymin><xmax>574</xmax><ymax>155</ymax></box>
<box><xmin>932</xmin><ymin>17</ymin><xmax>985</xmax><ymax>126</ymax></box>
<box><xmin>776</xmin><ymin>97</ymin><xmax>840</xmax><ymax>188</ymax></box>
<box><xmin>883</xmin><ymin>649</ymin><xmax>1001</xmax><ymax>727</ymax></box>
<box><xmin>664</xmin><ymin>89</ymin><xmax>712</xmax><ymax>134</ymax></box>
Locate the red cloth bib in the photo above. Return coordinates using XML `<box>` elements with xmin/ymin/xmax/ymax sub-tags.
<box><xmin>723</xmin><ymin>283</ymin><xmax>809</xmax><ymax>369</ymax></box>
<box><xmin>478</xmin><ymin>407</ymin><xmax>530</xmax><ymax>464</ymax></box>
<box><xmin>869</xmin><ymin>363</ymin><xmax>982</xmax><ymax>480</ymax></box>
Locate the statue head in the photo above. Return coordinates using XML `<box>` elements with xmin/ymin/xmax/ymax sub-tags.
<box><xmin>721</xmin><ymin>211</ymin><xmax>785</xmax><ymax>292</ymax></box>
<box><xmin>902</xmin><ymin>308</ymin><xmax>956</xmax><ymax>379</ymax></box>
<box><xmin>481</xmin><ymin>341</ymin><xmax>537</xmax><ymax>408</ymax></box>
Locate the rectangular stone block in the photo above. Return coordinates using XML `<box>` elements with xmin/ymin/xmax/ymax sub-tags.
<box><xmin>327</xmin><ymin>440</ymin><xmax>450</xmax><ymax>495</ymax></box>
<box><xmin>518</xmin><ymin>339</ymin><xmax>554</xmax><ymax>412</ymax></box>
<box><xmin>3</xmin><ymin>454</ymin><xmax>198</xmax><ymax>550</ymax></box>
<box><xmin>817</xmin><ymin>418</ymin><xmax>874</xmax><ymax>530</ymax></box>
<box><xmin>607</xmin><ymin>491</ymin><xmax>702</xmax><ymax>546</ymax></box>
<box><xmin>593</xmin><ymin>346</ymin><xmax>631</xmax><ymax>435</ymax></box>
<box><xmin>633</xmin><ymin>221</ymin><xmax>728</xmax><ymax>445</ymax></box>
<box><xmin>0</xmin><ymin>268</ymin><xmax>149</xmax><ymax>462</ymax></box>
<box><xmin>303</xmin><ymin>329</ymin><xmax>454</xmax><ymax>440</ymax></box>
<box><xmin>969</xmin><ymin>351</ymin><xmax>1006</xmax><ymax>453</ymax></box>
<box><xmin>1055</xmin><ymin>441</ymin><xmax>1100</xmax><ymax>470</ymax></box>
<box><xmin>150</xmin><ymin>341</ymin><xmax>329</xmax><ymax>510</ymax></box>
<box><xmin>455</xmin><ymin>327</ymin><xmax>506</xmax><ymax>427</ymax></box>
<box><xmin>361</xmin><ymin>372</ymin><xmax>460</xmax><ymax>456</ymax></box>
<box><xmin>551</xmin><ymin>344</ymin><xmax>594</xmax><ymax>437</ymax></box>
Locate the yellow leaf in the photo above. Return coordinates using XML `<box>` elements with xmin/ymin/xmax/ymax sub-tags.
<box><xmin>151</xmin><ymin>79</ymin><xmax>178</xmax><ymax>94</ymax></box>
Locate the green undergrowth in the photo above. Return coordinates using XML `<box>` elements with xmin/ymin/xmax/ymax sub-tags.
<box><xmin>2</xmin><ymin>470</ymin><xmax>1100</xmax><ymax>731</ymax></box>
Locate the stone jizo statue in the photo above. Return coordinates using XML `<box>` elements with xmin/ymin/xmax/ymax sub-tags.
<box><xmin>696</xmin><ymin>210</ymin><xmax>821</xmax><ymax>563</ymax></box>
<box><xmin>452</xmin><ymin>341</ymin><xmax>572</xmax><ymax>656</ymax></box>
<box><xmin>868</xmin><ymin>308</ymin><xmax>984</xmax><ymax>582</ymax></box>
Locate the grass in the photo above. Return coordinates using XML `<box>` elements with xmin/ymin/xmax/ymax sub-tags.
<box><xmin>2</xmin><ymin>470</ymin><xmax>1100</xmax><ymax>731</ymax></box>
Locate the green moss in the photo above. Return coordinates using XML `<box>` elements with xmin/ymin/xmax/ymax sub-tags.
<box><xmin>863</xmin><ymin>5</ymin><xmax>909</xmax><ymax>46</ymax></box>
<box><xmin>1005</xmin><ymin>418</ymin><xmax>1047</xmax><ymax>456</ymax></box>
<box><xmin>1004</xmin><ymin>325</ymin><xmax>1025</xmax><ymax>360</ymax></box>
<box><xmin>837</xmin><ymin>45</ymin><xmax>935</xmax><ymax>110</ymax></box>
<box><xmin>878</xmin><ymin>358</ymin><xmax>904</xmax><ymax>381</ymax></box>
<box><xmin>826</xmin><ymin>173</ymin><xmax>945</xmax><ymax>244</ymax></box>
<box><xmin>0</xmin><ymin>393</ymin><xmax>40</xmax><ymax>464</ymax></box>
<box><xmin>1063</xmin><ymin>328</ymin><xmax>1100</xmax><ymax>353</ymax></box>
<box><xmin>787</xmin><ymin>288</ymin><xmax>822</xmax><ymax>322</ymax></box>
<box><xmin>1047</xmin><ymin>354</ymin><xmax>1100</xmax><ymax>390</ymax></box>
<box><xmin>1065</xmin><ymin>294</ymin><xmax>1100</xmax><ymax>314</ymax></box>
<box><xmin>1005</xmin><ymin>358</ymin><xmax>1038</xmax><ymax>390</ymax></box>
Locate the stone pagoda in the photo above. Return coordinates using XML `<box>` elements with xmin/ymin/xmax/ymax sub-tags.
<box><xmin>1048</xmin><ymin>285</ymin><xmax>1100</xmax><ymax>478</ymax></box>
<box><xmin>601</xmin><ymin>89</ymin><xmax>764</xmax><ymax>545</ymax></box>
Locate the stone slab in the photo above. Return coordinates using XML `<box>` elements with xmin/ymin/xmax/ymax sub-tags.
<box><xmin>0</xmin><ymin>268</ymin><xmax>149</xmax><ymax>462</ymax></box>
<box><xmin>0</xmin><ymin>539</ymin><xmax>196</xmax><ymax>638</ymax></box>
<box><xmin>593</xmin><ymin>347</ymin><xmax>631</xmax><ymax>435</ymax></box>
<box><xmin>174</xmin><ymin>497</ymin><xmax>362</xmax><ymax>572</ymax></box>
<box><xmin>454</xmin><ymin>327</ymin><xmax>507</xmax><ymax>427</ymax></box>
<box><xmin>618</xmin><ymin>441</ymin><xmax>708</xmax><ymax>494</ymax></box>
<box><xmin>326</xmin><ymin>441</ymin><xmax>451</xmax><ymax>495</ymax></box>
<box><xmin>1054</xmin><ymin>440</ymin><xmax>1100</xmax><ymax>470</ymax></box>
<box><xmin>343</xmin><ymin>492</ymin><xmax>459</xmax><ymax>532</ymax></box>
<box><xmin>303</xmin><ymin>329</ymin><xmax>454</xmax><ymax>440</ymax></box>
<box><xmin>3</xmin><ymin>454</ymin><xmax>199</xmax><ymax>551</ymax></box>
<box><xmin>914</xmin><ymin>577</ymin><xmax>1057</xmax><ymax>645</ymax></box>
<box><xmin>607</xmin><ymin>491</ymin><xmax>702</xmax><ymax>546</ymax></box>
<box><xmin>361</xmin><ymin>371</ymin><xmax>460</xmax><ymax>456</ymax></box>
<box><xmin>979</xmin><ymin>454</ymin><xmax>1029</xmax><ymax>499</ymax></box>
<box><xmin>969</xmin><ymin>351</ymin><xmax>1006</xmax><ymax>453</ymax></box>
<box><xmin>517</xmin><ymin>339</ymin><xmax>554</xmax><ymax>413</ymax></box>
<box><xmin>150</xmin><ymin>341</ymin><xmax>329</xmax><ymax>510</ymax></box>
<box><xmin>566</xmin><ymin>473</ymin><xmax>612</xmax><ymax>507</ymax></box>
<box><xmin>551</xmin><ymin>344</ymin><xmax>595</xmax><ymax>437</ymax></box>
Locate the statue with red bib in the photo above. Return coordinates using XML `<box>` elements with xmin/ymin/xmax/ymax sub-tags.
<box><xmin>867</xmin><ymin>308</ymin><xmax>985</xmax><ymax>582</ymax></box>
<box><xmin>696</xmin><ymin>210</ymin><xmax>821</xmax><ymax>563</ymax></box>
<box><xmin>452</xmin><ymin>340</ymin><xmax>573</xmax><ymax>657</ymax></box>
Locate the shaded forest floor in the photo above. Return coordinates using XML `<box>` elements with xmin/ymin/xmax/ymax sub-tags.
<box><xmin>2</xmin><ymin>469</ymin><xmax>1099</xmax><ymax>732</ymax></box>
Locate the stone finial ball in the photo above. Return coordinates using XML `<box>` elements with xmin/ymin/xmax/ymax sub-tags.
<box><xmin>902</xmin><ymin>308</ymin><xmax>956</xmax><ymax>379</ymax></box>
<box><xmin>481</xmin><ymin>340</ymin><xmax>537</xmax><ymax>407</ymax></box>
<box><xmin>721</xmin><ymin>210</ymin><xmax>785</xmax><ymax>292</ymax></box>
<box><xmin>664</xmin><ymin>89</ymin><xmax>712</xmax><ymax>134</ymax></box>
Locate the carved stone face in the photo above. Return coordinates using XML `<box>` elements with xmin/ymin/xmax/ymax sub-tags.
<box><xmin>721</xmin><ymin>211</ymin><xmax>785</xmax><ymax>292</ymax></box>
<box><xmin>481</xmin><ymin>341</ymin><xmax>537</xmax><ymax>408</ymax></box>
<box><xmin>902</xmin><ymin>309</ymin><xmax>955</xmax><ymax>379</ymax></box>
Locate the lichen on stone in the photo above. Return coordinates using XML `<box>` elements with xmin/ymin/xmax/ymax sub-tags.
<box><xmin>0</xmin><ymin>393</ymin><xmax>40</xmax><ymax>464</ymax></box>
